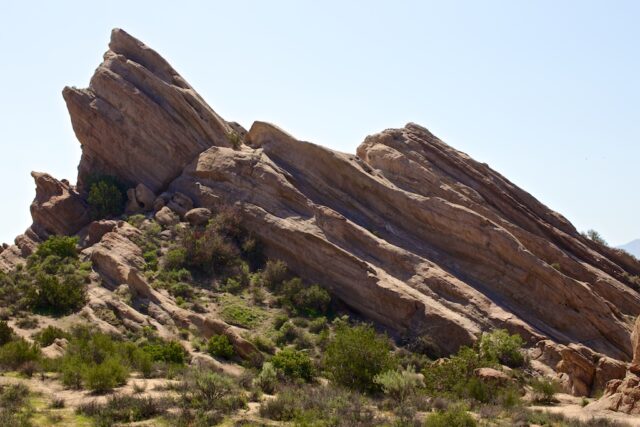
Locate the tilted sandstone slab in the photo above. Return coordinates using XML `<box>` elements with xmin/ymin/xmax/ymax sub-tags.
<box><xmin>169</xmin><ymin>122</ymin><xmax>640</xmax><ymax>364</ymax></box>
<box><xmin>50</xmin><ymin>29</ymin><xmax>640</xmax><ymax>397</ymax></box>
<box><xmin>63</xmin><ymin>28</ymin><xmax>234</xmax><ymax>193</ymax></box>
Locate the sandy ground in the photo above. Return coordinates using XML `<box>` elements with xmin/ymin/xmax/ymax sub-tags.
<box><xmin>530</xmin><ymin>393</ymin><xmax>640</xmax><ymax>427</ymax></box>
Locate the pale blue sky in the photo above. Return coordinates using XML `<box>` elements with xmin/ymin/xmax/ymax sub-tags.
<box><xmin>0</xmin><ymin>1</ymin><xmax>638</xmax><ymax>246</ymax></box>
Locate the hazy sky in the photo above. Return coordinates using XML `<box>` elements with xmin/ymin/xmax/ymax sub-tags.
<box><xmin>0</xmin><ymin>1</ymin><xmax>638</xmax><ymax>246</ymax></box>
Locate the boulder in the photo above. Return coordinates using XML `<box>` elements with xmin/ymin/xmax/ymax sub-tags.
<box><xmin>41</xmin><ymin>338</ymin><xmax>68</xmax><ymax>359</ymax></box>
<box><xmin>185</xmin><ymin>208</ymin><xmax>212</xmax><ymax>226</ymax></box>
<box><xmin>167</xmin><ymin>192</ymin><xmax>193</xmax><ymax>217</ymax></box>
<box><xmin>135</xmin><ymin>183</ymin><xmax>156</xmax><ymax>211</ymax></box>
<box><xmin>474</xmin><ymin>367</ymin><xmax>510</xmax><ymax>384</ymax></box>
<box><xmin>29</xmin><ymin>172</ymin><xmax>90</xmax><ymax>238</ymax></box>
<box><xmin>155</xmin><ymin>206</ymin><xmax>179</xmax><ymax>227</ymax></box>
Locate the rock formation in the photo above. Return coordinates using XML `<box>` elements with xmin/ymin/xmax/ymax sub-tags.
<box><xmin>3</xmin><ymin>28</ymin><xmax>640</xmax><ymax>401</ymax></box>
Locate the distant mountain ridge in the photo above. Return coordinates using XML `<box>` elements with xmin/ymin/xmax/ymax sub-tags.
<box><xmin>619</xmin><ymin>239</ymin><xmax>640</xmax><ymax>259</ymax></box>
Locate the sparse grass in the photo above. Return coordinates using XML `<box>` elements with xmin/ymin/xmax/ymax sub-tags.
<box><xmin>218</xmin><ymin>294</ymin><xmax>267</xmax><ymax>329</ymax></box>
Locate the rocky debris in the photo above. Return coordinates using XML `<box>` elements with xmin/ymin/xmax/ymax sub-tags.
<box><xmin>84</xmin><ymin>224</ymin><xmax>261</xmax><ymax>361</ymax></box>
<box><xmin>83</xmin><ymin>220</ymin><xmax>118</xmax><ymax>247</ymax></box>
<box><xmin>63</xmin><ymin>28</ymin><xmax>234</xmax><ymax>193</ymax></box>
<box><xmin>155</xmin><ymin>206</ymin><xmax>179</xmax><ymax>227</ymax></box>
<box><xmin>125</xmin><ymin>184</ymin><xmax>157</xmax><ymax>214</ymax></box>
<box><xmin>590</xmin><ymin>315</ymin><xmax>640</xmax><ymax>414</ymax></box>
<box><xmin>41</xmin><ymin>338</ymin><xmax>69</xmax><ymax>359</ymax></box>
<box><xmin>167</xmin><ymin>192</ymin><xmax>193</xmax><ymax>217</ymax></box>
<box><xmin>531</xmin><ymin>340</ymin><xmax>628</xmax><ymax>396</ymax></box>
<box><xmin>185</xmin><ymin>208</ymin><xmax>212</xmax><ymax>226</ymax></box>
<box><xmin>474</xmin><ymin>367</ymin><xmax>511</xmax><ymax>384</ymax></box>
<box><xmin>29</xmin><ymin>172</ymin><xmax>90</xmax><ymax>238</ymax></box>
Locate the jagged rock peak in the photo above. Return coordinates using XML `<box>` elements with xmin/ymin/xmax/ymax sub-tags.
<box><xmin>63</xmin><ymin>28</ymin><xmax>235</xmax><ymax>194</ymax></box>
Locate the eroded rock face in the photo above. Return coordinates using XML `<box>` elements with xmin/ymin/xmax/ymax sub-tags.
<box><xmin>12</xmin><ymin>28</ymin><xmax>639</xmax><ymax>402</ymax></box>
<box><xmin>169</xmin><ymin>122</ymin><xmax>640</xmax><ymax>364</ymax></box>
<box><xmin>30</xmin><ymin>172</ymin><xmax>90</xmax><ymax>238</ymax></box>
<box><xmin>63</xmin><ymin>28</ymin><xmax>234</xmax><ymax>193</ymax></box>
<box><xmin>590</xmin><ymin>315</ymin><xmax>640</xmax><ymax>414</ymax></box>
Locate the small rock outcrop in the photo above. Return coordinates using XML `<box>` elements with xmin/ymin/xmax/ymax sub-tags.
<box><xmin>590</xmin><ymin>315</ymin><xmax>640</xmax><ymax>414</ymax></box>
<box><xmin>30</xmin><ymin>172</ymin><xmax>90</xmax><ymax>238</ymax></box>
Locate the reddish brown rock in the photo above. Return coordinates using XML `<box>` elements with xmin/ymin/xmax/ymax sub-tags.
<box><xmin>63</xmin><ymin>28</ymin><xmax>235</xmax><ymax>193</ymax></box>
<box><xmin>29</xmin><ymin>172</ymin><xmax>90</xmax><ymax>238</ymax></box>
<box><xmin>37</xmin><ymin>28</ymin><xmax>640</xmax><ymax>395</ymax></box>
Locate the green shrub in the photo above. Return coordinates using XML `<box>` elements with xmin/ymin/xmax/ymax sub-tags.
<box><xmin>293</xmin><ymin>284</ymin><xmax>330</xmax><ymax>316</ymax></box>
<box><xmin>87</xmin><ymin>176</ymin><xmax>125</xmax><ymax>219</ymax></box>
<box><xmin>324</xmin><ymin>324</ymin><xmax>396</xmax><ymax>392</ymax></box>
<box><xmin>259</xmin><ymin>384</ymin><xmax>376</xmax><ymax>425</ymax></box>
<box><xmin>423</xmin><ymin>346</ymin><xmax>482</xmax><ymax>397</ymax></box>
<box><xmin>180</xmin><ymin>221</ymin><xmax>240</xmax><ymax>273</ymax></box>
<box><xmin>262</xmin><ymin>260</ymin><xmax>288</xmax><ymax>289</ymax></box>
<box><xmin>143</xmin><ymin>250</ymin><xmax>159</xmax><ymax>271</ymax></box>
<box><xmin>33</xmin><ymin>325</ymin><xmax>69</xmax><ymax>347</ymax></box>
<box><xmin>584</xmin><ymin>229</ymin><xmax>608</xmax><ymax>246</ymax></box>
<box><xmin>271</xmin><ymin>348</ymin><xmax>314</xmax><ymax>382</ymax></box>
<box><xmin>478</xmin><ymin>329</ymin><xmax>525</xmax><ymax>368</ymax></box>
<box><xmin>164</xmin><ymin>247</ymin><xmax>187</xmax><ymax>270</ymax></box>
<box><xmin>424</xmin><ymin>406</ymin><xmax>477</xmax><ymax>427</ymax></box>
<box><xmin>141</xmin><ymin>340</ymin><xmax>187</xmax><ymax>365</ymax></box>
<box><xmin>219</xmin><ymin>296</ymin><xmax>266</xmax><ymax>329</ymax></box>
<box><xmin>0</xmin><ymin>339</ymin><xmax>41</xmax><ymax>370</ymax></box>
<box><xmin>227</xmin><ymin>130</ymin><xmax>242</xmax><ymax>150</ymax></box>
<box><xmin>34</xmin><ymin>236</ymin><xmax>78</xmax><ymax>260</ymax></box>
<box><xmin>77</xmin><ymin>395</ymin><xmax>169</xmax><ymax>425</ymax></box>
<box><xmin>279</xmin><ymin>279</ymin><xmax>331</xmax><ymax>317</ymax></box>
<box><xmin>84</xmin><ymin>357</ymin><xmax>129</xmax><ymax>393</ymax></box>
<box><xmin>374</xmin><ymin>365</ymin><xmax>423</xmax><ymax>404</ymax></box>
<box><xmin>530</xmin><ymin>377</ymin><xmax>558</xmax><ymax>404</ymax></box>
<box><xmin>179</xmin><ymin>368</ymin><xmax>247</xmax><ymax>413</ymax></box>
<box><xmin>207</xmin><ymin>335</ymin><xmax>234</xmax><ymax>359</ymax></box>
<box><xmin>254</xmin><ymin>362</ymin><xmax>278</xmax><ymax>394</ymax></box>
<box><xmin>28</xmin><ymin>272</ymin><xmax>86</xmax><ymax>315</ymax></box>
<box><xmin>0</xmin><ymin>321</ymin><xmax>13</xmax><ymax>346</ymax></box>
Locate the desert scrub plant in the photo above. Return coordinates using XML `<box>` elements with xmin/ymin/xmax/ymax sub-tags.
<box><xmin>424</xmin><ymin>405</ymin><xmax>477</xmax><ymax>427</ymax></box>
<box><xmin>206</xmin><ymin>334</ymin><xmax>234</xmax><ymax>359</ymax></box>
<box><xmin>253</xmin><ymin>362</ymin><xmax>278</xmax><ymax>394</ymax></box>
<box><xmin>259</xmin><ymin>384</ymin><xmax>377</xmax><ymax>425</ymax></box>
<box><xmin>0</xmin><ymin>321</ymin><xmax>13</xmax><ymax>346</ymax></box>
<box><xmin>278</xmin><ymin>278</ymin><xmax>331</xmax><ymax>317</ymax></box>
<box><xmin>374</xmin><ymin>365</ymin><xmax>424</xmax><ymax>405</ymax></box>
<box><xmin>529</xmin><ymin>377</ymin><xmax>558</xmax><ymax>404</ymax></box>
<box><xmin>262</xmin><ymin>260</ymin><xmax>288</xmax><ymax>289</ymax></box>
<box><xmin>271</xmin><ymin>347</ymin><xmax>314</xmax><ymax>382</ymax></box>
<box><xmin>478</xmin><ymin>329</ymin><xmax>525</xmax><ymax>368</ymax></box>
<box><xmin>219</xmin><ymin>295</ymin><xmax>267</xmax><ymax>329</ymax></box>
<box><xmin>323</xmin><ymin>323</ymin><xmax>396</xmax><ymax>392</ymax></box>
<box><xmin>227</xmin><ymin>130</ymin><xmax>243</xmax><ymax>150</ymax></box>
<box><xmin>77</xmin><ymin>395</ymin><xmax>170</xmax><ymax>426</ymax></box>
<box><xmin>0</xmin><ymin>338</ymin><xmax>41</xmax><ymax>371</ymax></box>
<box><xmin>176</xmin><ymin>368</ymin><xmax>247</xmax><ymax>414</ymax></box>
<box><xmin>86</xmin><ymin>175</ymin><xmax>126</xmax><ymax>219</ymax></box>
<box><xmin>34</xmin><ymin>235</ymin><xmax>78</xmax><ymax>259</ymax></box>
<box><xmin>8</xmin><ymin>235</ymin><xmax>92</xmax><ymax>316</ymax></box>
<box><xmin>32</xmin><ymin>325</ymin><xmax>70</xmax><ymax>347</ymax></box>
<box><xmin>0</xmin><ymin>383</ymin><xmax>33</xmax><ymax>427</ymax></box>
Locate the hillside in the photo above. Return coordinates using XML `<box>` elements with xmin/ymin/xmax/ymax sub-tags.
<box><xmin>619</xmin><ymin>239</ymin><xmax>640</xmax><ymax>259</ymax></box>
<box><xmin>0</xmin><ymin>28</ymin><xmax>639</xmax><ymax>426</ymax></box>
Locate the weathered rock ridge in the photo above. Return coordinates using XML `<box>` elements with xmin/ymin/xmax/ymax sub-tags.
<box><xmin>3</xmin><ymin>28</ymin><xmax>640</xmax><ymax>399</ymax></box>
